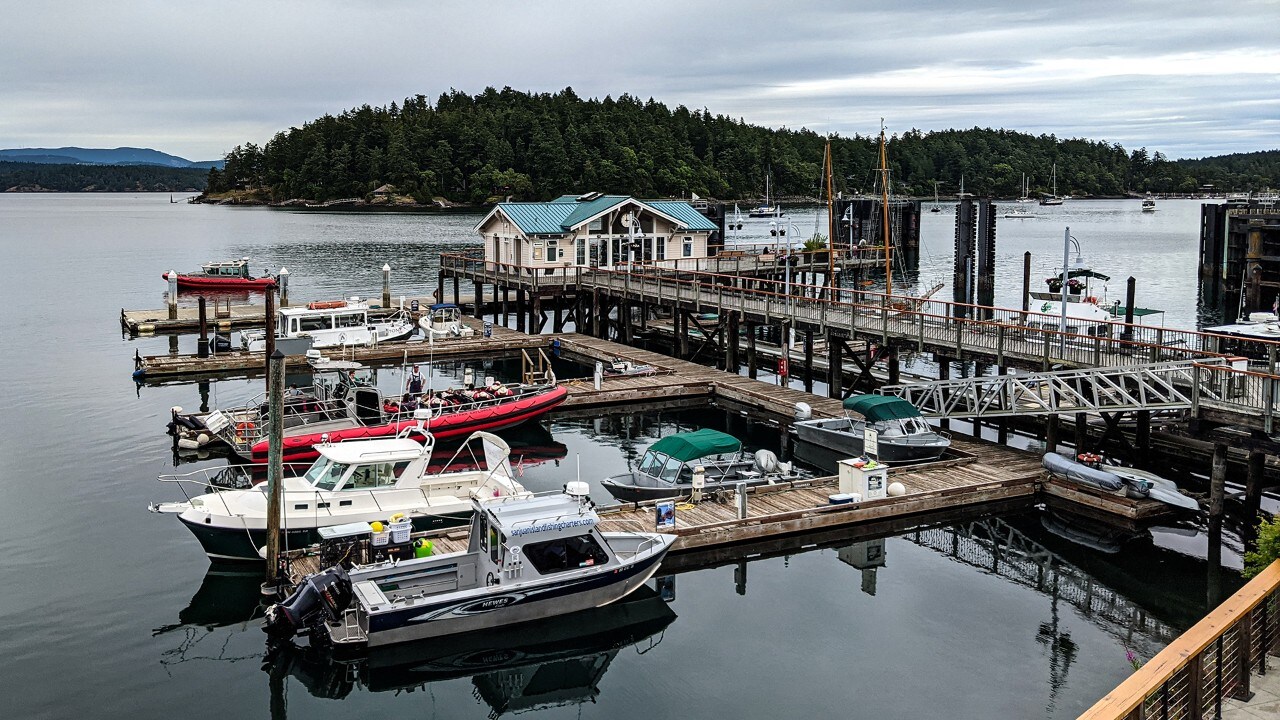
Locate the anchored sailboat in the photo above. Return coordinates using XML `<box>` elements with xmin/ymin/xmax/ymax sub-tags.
<box><xmin>1040</xmin><ymin>164</ymin><xmax>1064</xmax><ymax>206</ymax></box>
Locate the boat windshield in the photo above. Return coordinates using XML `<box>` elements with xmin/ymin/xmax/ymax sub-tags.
<box><xmin>637</xmin><ymin>450</ymin><xmax>666</xmax><ymax>477</ymax></box>
<box><xmin>658</xmin><ymin>455</ymin><xmax>683</xmax><ymax>483</ymax></box>
<box><xmin>304</xmin><ymin>459</ymin><xmax>349</xmax><ymax>491</ymax></box>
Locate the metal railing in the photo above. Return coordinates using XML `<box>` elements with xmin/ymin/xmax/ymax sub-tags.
<box><xmin>1079</xmin><ymin>560</ymin><xmax>1280</xmax><ymax>720</ymax></box>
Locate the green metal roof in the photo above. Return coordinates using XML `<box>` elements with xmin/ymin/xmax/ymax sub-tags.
<box><xmin>646</xmin><ymin>200</ymin><xmax>720</xmax><ymax>232</ymax></box>
<box><xmin>491</xmin><ymin>195</ymin><xmax>717</xmax><ymax>236</ymax></box>
<box><xmin>845</xmin><ymin>394</ymin><xmax>924</xmax><ymax>420</ymax></box>
<box><xmin>648</xmin><ymin>429</ymin><xmax>741</xmax><ymax>463</ymax></box>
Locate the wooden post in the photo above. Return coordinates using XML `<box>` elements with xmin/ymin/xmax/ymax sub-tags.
<box><xmin>1075</xmin><ymin>412</ymin><xmax>1088</xmax><ymax>452</ymax></box>
<box><xmin>640</xmin><ymin>302</ymin><xmax>649</xmax><ymax>331</ymax></box>
<box><xmin>501</xmin><ymin>286</ymin><xmax>510</xmax><ymax>327</ymax></box>
<box><xmin>747</xmin><ymin>321</ymin><xmax>758</xmax><ymax>379</ymax></box>
<box><xmin>382</xmin><ymin>263</ymin><xmax>392</xmax><ymax>309</ymax></box>
<box><xmin>516</xmin><ymin>289</ymin><xmax>526</xmax><ymax>332</ymax></box>
<box><xmin>167</xmin><ymin>270</ymin><xmax>178</xmax><ymax>320</ymax></box>
<box><xmin>803</xmin><ymin>329</ymin><xmax>814</xmax><ymax>392</ymax></box>
<box><xmin>473</xmin><ymin>280</ymin><xmax>483</xmax><ymax>318</ymax></box>
<box><xmin>828</xmin><ymin>334</ymin><xmax>842</xmax><ymax>399</ymax></box>
<box><xmin>1246</xmin><ymin>450</ymin><xmax>1266</xmax><ymax>542</ymax></box>
<box><xmin>263</xmin><ymin>289</ymin><xmax>276</xmax><ymax>380</ymax></box>
<box><xmin>1210</xmin><ymin>441</ymin><xmax>1228</xmax><ymax>533</ymax></box>
<box><xmin>1045</xmin><ymin>414</ymin><xmax>1059</xmax><ymax>454</ymax></box>
<box><xmin>553</xmin><ymin>303</ymin><xmax>564</xmax><ymax>333</ymax></box>
<box><xmin>436</xmin><ymin>270</ymin><xmax>445</xmax><ymax>306</ymax></box>
<box><xmin>1135</xmin><ymin>409</ymin><xmax>1151</xmax><ymax>459</ymax></box>
<box><xmin>938</xmin><ymin>357</ymin><xmax>950</xmax><ymax>431</ymax></box>
<box><xmin>725</xmin><ymin>312</ymin><xmax>740</xmax><ymax>372</ymax></box>
<box><xmin>591</xmin><ymin>289</ymin><xmax>601</xmax><ymax>337</ymax></box>
<box><xmin>676</xmin><ymin>311</ymin><xmax>689</xmax><ymax>358</ymax></box>
<box><xmin>1021</xmin><ymin>252</ymin><xmax>1031</xmax><ymax>317</ymax></box>
<box><xmin>278</xmin><ymin>267</ymin><xmax>289</xmax><ymax>307</ymax></box>
<box><xmin>197</xmin><ymin>296</ymin><xmax>209</xmax><ymax>358</ymax></box>
<box><xmin>531</xmin><ymin>296</ymin><xmax>542</xmax><ymax>334</ymax></box>
<box><xmin>452</xmin><ymin>275</ymin><xmax>459</xmax><ymax>307</ymax></box>
<box><xmin>265</xmin><ymin>349</ymin><xmax>285</xmax><ymax>586</ymax></box>
<box><xmin>1123</xmin><ymin>276</ymin><xmax>1136</xmax><ymax>341</ymax></box>
<box><xmin>887</xmin><ymin>346</ymin><xmax>900</xmax><ymax>385</ymax></box>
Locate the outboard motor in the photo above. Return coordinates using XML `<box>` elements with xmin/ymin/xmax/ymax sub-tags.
<box><xmin>264</xmin><ymin>566</ymin><xmax>353</xmax><ymax>642</ymax></box>
<box><xmin>212</xmin><ymin>333</ymin><xmax>232</xmax><ymax>353</ymax></box>
<box><xmin>753</xmin><ymin>449</ymin><xmax>779</xmax><ymax>474</ymax></box>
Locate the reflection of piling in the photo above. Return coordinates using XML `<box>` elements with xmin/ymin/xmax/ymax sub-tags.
<box><xmin>197</xmin><ymin>296</ymin><xmax>209</xmax><ymax>358</ymax></box>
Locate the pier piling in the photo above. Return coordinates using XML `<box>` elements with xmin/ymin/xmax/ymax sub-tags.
<box><xmin>265</xmin><ymin>348</ymin><xmax>285</xmax><ymax>587</ymax></box>
<box><xmin>197</xmin><ymin>297</ymin><xmax>208</xmax><ymax>359</ymax></box>
<box><xmin>167</xmin><ymin>271</ymin><xmax>178</xmax><ymax>320</ymax></box>
<box><xmin>382</xmin><ymin>263</ymin><xmax>391</xmax><ymax>308</ymax></box>
<box><xmin>279</xmin><ymin>267</ymin><xmax>289</xmax><ymax>307</ymax></box>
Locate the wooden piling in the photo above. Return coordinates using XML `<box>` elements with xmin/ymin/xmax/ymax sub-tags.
<box><xmin>197</xmin><ymin>296</ymin><xmax>209</xmax><ymax>358</ymax></box>
<box><xmin>265</xmin><ymin>349</ymin><xmax>285</xmax><ymax>585</ymax></box>
<box><xmin>515</xmin><ymin>289</ymin><xmax>526</xmax><ymax>332</ymax></box>
<box><xmin>1209</xmin><ymin>442</ymin><xmax>1228</xmax><ymax>530</ymax></box>
<box><xmin>1246</xmin><ymin>450</ymin><xmax>1265</xmax><ymax>537</ymax></box>
<box><xmin>803</xmin><ymin>329</ymin><xmax>814</xmax><ymax>392</ymax></box>
<box><xmin>828</xmin><ymin>333</ymin><xmax>842</xmax><ymax>399</ymax></box>
<box><xmin>747</xmin><ymin>321</ymin><xmax>758</xmax><ymax>379</ymax></box>
<box><xmin>1045</xmin><ymin>414</ymin><xmax>1059</xmax><ymax>454</ymax></box>
<box><xmin>263</xmin><ymin>289</ymin><xmax>275</xmax><ymax>379</ymax></box>
<box><xmin>1075</xmin><ymin>412</ymin><xmax>1088</xmax><ymax>451</ymax></box>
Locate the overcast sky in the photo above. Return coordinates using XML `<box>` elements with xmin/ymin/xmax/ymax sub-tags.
<box><xmin>2</xmin><ymin>0</ymin><xmax>1277</xmax><ymax>161</ymax></box>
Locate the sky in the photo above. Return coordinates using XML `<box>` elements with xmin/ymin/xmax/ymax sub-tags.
<box><xmin>2</xmin><ymin>0</ymin><xmax>1277</xmax><ymax>161</ymax></box>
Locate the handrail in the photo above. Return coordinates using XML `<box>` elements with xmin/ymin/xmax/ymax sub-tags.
<box><xmin>1078</xmin><ymin>559</ymin><xmax>1280</xmax><ymax>720</ymax></box>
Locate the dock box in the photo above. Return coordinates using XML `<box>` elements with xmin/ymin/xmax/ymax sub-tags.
<box><xmin>838</xmin><ymin>459</ymin><xmax>889</xmax><ymax>500</ymax></box>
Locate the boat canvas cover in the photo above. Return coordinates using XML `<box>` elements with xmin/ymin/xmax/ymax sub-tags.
<box><xmin>649</xmin><ymin>429</ymin><xmax>741</xmax><ymax>462</ymax></box>
<box><xmin>429</xmin><ymin>303</ymin><xmax>458</xmax><ymax>311</ymax></box>
<box><xmin>844</xmin><ymin>395</ymin><xmax>923</xmax><ymax>421</ymax></box>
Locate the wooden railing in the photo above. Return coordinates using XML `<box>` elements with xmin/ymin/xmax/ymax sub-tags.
<box><xmin>1079</xmin><ymin>560</ymin><xmax>1280</xmax><ymax>720</ymax></box>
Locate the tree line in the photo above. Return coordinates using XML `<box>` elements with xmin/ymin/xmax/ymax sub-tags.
<box><xmin>1</xmin><ymin>161</ymin><xmax>208</xmax><ymax>193</ymax></box>
<box><xmin>204</xmin><ymin>86</ymin><xmax>1280</xmax><ymax>204</ymax></box>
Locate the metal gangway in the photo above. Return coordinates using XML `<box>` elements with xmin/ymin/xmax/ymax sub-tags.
<box><xmin>880</xmin><ymin>358</ymin><xmax>1239</xmax><ymax>421</ymax></box>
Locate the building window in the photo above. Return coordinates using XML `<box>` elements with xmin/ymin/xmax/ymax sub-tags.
<box><xmin>656</xmin><ymin>236</ymin><xmax>665</xmax><ymax>261</ymax></box>
<box><xmin>589</xmin><ymin>219</ymin><xmax>603</xmax><ymax>233</ymax></box>
<box><xmin>576</xmin><ymin>238</ymin><xmax>586</xmax><ymax>265</ymax></box>
<box><xmin>683</xmin><ymin>236</ymin><xmax>693</xmax><ymax>257</ymax></box>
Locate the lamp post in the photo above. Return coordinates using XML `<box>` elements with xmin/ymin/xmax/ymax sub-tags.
<box><xmin>1059</xmin><ymin>228</ymin><xmax>1084</xmax><ymax>355</ymax></box>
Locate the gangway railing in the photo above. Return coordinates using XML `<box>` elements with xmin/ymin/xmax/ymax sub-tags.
<box><xmin>879</xmin><ymin>359</ymin><xmax>1234</xmax><ymax>421</ymax></box>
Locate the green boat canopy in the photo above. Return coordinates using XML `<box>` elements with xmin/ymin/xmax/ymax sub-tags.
<box><xmin>649</xmin><ymin>429</ymin><xmax>742</xmax><ymax>462</ymax></box>
<box><xmin>843</xmin><ymin>394</ymin><xmax>924</xmax><ymax>421</ymax></box>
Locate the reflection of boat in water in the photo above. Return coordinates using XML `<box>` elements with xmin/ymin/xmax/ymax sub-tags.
<box><xmin>266</xmin><ymin>583</ymin><xmax>676</xmax><ymax>714</ymax></box>
<box><xmin>1039</xmin><ymin>509</ymin><xmax>1142</xmax><ymax>554</ymax></box>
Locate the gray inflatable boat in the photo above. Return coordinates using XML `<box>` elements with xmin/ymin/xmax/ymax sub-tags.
<box><xmin>1042</xmin><ymin>453</ymin><xmax>1200</xmax><ymax>512</ymax></box>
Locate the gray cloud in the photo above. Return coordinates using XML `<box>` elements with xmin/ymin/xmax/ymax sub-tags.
<box><xmin>1</xmin><ymin>0</ymin><xmax>1276</xmax><ymax>160</ymax></box>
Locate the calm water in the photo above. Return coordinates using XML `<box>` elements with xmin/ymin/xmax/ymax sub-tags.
<box><xmin>0</xmin><ymin>195</ymin><xmax>1238</xmax><ymax>719</ymax></box>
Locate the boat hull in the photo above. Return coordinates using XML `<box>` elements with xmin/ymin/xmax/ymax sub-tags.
<box><xmin>248</xmin><ymin>385</ymin><xmax>569</xmax><ymax>463</ymax></box>
<box><xmin>791</xmin><ymin>418</ymin><xmax>949</xmax><ymax>463</ymax></box>
<box><xmin>600</xmin><ymin>471</ymin><xmax>775</xmax><ymax>503</ymax></box>
<box><xmin>170</xmin><ymin>273</ymin><xmax>277</xmax><ymax>290</ymax></box>
<box><xmin>177</xmin><ymin>510</ymin><xmax>471</xmax><ymax>562</ymax></box>
<box><xmin>356</xmin><ymin>538</ymin><xmax>672</xmax><ymax>647</ymax></box>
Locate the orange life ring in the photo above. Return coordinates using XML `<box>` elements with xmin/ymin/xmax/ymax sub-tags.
<box><xmin>235</xmin><ymin>421</ymin><xmax>256</xmax><ymax>441</ymax></box>
<box><xmin>307</xmin><ymin>300</ymin><xmax>347</xmax><ymax>310</ymax></box>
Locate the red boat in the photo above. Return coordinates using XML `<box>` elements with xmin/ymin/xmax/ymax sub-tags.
<box><xmin>165</xmin><ymin>258</ymin><xmax>277</xmax><ymax>290</ymax></box>
<box><xmin>247</xmin><ymin>384</ymin><xmax>568</xmax><ymax>463</ymax></box>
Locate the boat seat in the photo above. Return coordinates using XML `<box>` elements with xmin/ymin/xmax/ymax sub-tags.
<box><xmin>352</xmin><ymin>580</ymin><xmax>389</xmax><ymax>610</ymax></box>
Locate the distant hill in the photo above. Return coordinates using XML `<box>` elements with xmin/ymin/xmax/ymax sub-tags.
<box><xmin>0</xmin><ymin>146</ymin><xmax>223</xmax><ymax>169</ymax></box>
<box><xmin>0</xmin><ymin>161</ymin><xmax>209</xmax><ymax>192</ymax></box>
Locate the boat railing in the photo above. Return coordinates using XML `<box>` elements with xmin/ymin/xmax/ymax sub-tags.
<box><xmin>1078</xmin><ymin>559</ymin><xmax>1280</xmax><ymax>720</ymax></box>
<box><xmin>156</xmin><ymin>464</ymin><xmax>316</xmax><ymax>498</ymax></box>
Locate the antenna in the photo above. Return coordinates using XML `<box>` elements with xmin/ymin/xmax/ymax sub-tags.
<box><xmin>576</xmin><ymin>453</ymin><xmax>581</xmax><ymax>485</ymax></box>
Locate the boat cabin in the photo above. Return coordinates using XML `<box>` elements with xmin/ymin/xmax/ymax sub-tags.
<box><xmin>294</xmin><ymin>436</ymin><xmax>435</xmax><ymax>492</ymax></box>
<box><xmin>843</xmin><ymin>395</ymin><xmax>934</xmax><ymax>438</ymax></box>
<box><xmin>474</xmin><ymin>193</ymin><xmax>720</xmax><ymax>271</ymax></box>
<box><xmin>471</xmin><ymin>490</ymin><xmax>610</xmax><ymax>578</ymax></box>
<box><xmin>277</xmin><ymin>300</ymin><xmax>371</xmax><ymax>337</ymax></box>
<box><xmin>198</xmin><ymin>258</ymin><xmax>257</xmax><ymax>279</ymax></box>
<box><xmin>632</xmin><ymin>428</ymin><xmax>743</xmax><ymax>485</ymax></box>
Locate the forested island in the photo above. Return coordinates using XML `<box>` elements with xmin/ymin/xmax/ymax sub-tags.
<box><xmin>1</xmin><ymin>161</ymin><xmax>208</xmax><ymax>193</ymax></box>
<box><xmin>38</xmin><ymin>87</ymin><xmax>1280</xmax><ymax>203</ymax></box>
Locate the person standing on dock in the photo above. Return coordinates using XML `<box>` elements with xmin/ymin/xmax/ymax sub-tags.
<box><xmin>406</xmin><ymin>365</ymin><xmax>425</xmax><ymax>395</ymax></box>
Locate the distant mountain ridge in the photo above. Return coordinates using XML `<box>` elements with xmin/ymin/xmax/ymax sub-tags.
<box><xmin>0</xmin><ymin>146</ymin><xmax>222</xmax><ymax>169</ymax></box>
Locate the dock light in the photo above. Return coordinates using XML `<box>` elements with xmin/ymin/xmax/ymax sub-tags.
<box><xmin>692</xmin><ymin>466</ymin><xmax>706</xmax><ymax>503</ymax></box>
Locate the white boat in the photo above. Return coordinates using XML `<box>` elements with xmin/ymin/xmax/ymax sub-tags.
<box><xmin>1142</xmin><ymin>197</ymin><xmax>1157</xmax><ymax>212</ymax></box>
<box><xmin>241</xmin><ymin>297</ymin><xmax>416</xmax><ymax>352</ymax></box>
<box><xmin>1040</xmin><ymin>164</ymin><xmax>1064</xmax><ymax>206</ymax></box>
<box><xmin>748</xmin><ymin>172</ymin><xmax>782</xmax><ymax>217</ymax></box>
<box><xmin>418</xmin><ymin>303</ymin><xmax>474</xmax><ymax>340</ymax></box>
<box><xmin>1004</xmin><ymin>207</ymin><xmax>1036</xmax><ymax>219</ymax></box>
<box><xmin>1016</xmin><ymin>173</ymin><xmax>1034</xmax><ymax>203</ymax></box>
<box><xmin>931</xmin><ymin>181</ymin><xmax>943</xmax><ymax>213</ymax></box>
<box><xmin>150</xmin><ymin>427</ymin><xmax>527</xmax><ymax>561</ymax></box>
<box><xmin>264</xmin><ymin>484</ymin><xmax>676</xmax><ymax>648</ymax></box>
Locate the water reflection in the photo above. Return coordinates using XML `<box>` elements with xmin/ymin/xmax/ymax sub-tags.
<box><xmin>264</xmin><ymin>584</ymin><xmax>676</xmax><ymax>716</ymax></box>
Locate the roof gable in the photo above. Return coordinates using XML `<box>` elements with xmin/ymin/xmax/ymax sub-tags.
<box><xmin>475</xmin><ymin>195</ymin><xmax>718</xmax><ymax>237</ymax></box>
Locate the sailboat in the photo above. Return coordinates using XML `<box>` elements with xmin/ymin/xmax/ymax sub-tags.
<box><xmin>1016</xmin><ymin>173</ymin><xmax>1034</xmax><ymax>203</ymax></box>
<box><xmin>1040</xmin><ymin>164</ymin><xmax>1064</xmax><ymax>206</ymax></box>
<box><xmin>931</xmin><ymin>181</ymin><xmax>942</xmax><ymax>213</ymax></box>
<box><xmin>749</xmin><ymin>172</ymin><xmax>782</xmax><ymax>217</ymax></box>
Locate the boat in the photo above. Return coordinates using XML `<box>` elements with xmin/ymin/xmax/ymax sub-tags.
<box><xmin>602</xmin><ymin>358</ymin><xmax>657</xmax><ymax>376</ymax></box>
<box><xmin>240</xmin><ymin>297</ymin><xmax>416</xmax><ymax>352</ymax></box>
<box><xmin>174</xmin><ymin>357</ymin><xmax>568</xmax><ymax>463</ymax></box>
<box><xmin>1039</xmin><ymin>164</ymin><xmax>1064</xmax><ymax>205</ymax></box>
<box><xmin>748</xmin><ymin>172</ymin><xmax>782</xmax><ymax>217</ymax></box>
<box><xmin>1042</xmin><ymin>453</ymin><xmax>1200</xmax><ymax>511</ymax></box>
<box><xmin>266</xmin><ymin>583</ymin><xmax>676</xmax><ymax>708</ymax></box>
<box><xmin>599</xmin><ymin>428</ymin><xmax>805</xmax><ymax>502</ymax></box>
<box><xmin>791</xmin><ymin>395</ymin><xmax>950</xmax><ymax>463</ymax></box>
<box><xmin>931</xmin><ymin>181</ymin><xmax>943</xmax><ymax>213</ymax></box>
<box><xmin>418</xmin><ymin>302</ymin><xmax>474</xmax><ymax>340</ymax></box>
<box><xmin>1016</xmin><ymin>173</ymin><xmax>1034</xmax><ymax>203</ymax></box>
<box><xmin>1004</xmin><ymin>207</ymin><xmax>1036</xmax><ymax>219</ymax></box>
<box><xmin>165</xmin><ymin>258</ymin><xmax>277</xmax><ymax>290</ymax></box>
<box><xmin>263</xmin><ymin>484</ymin><xmax>677</xmax><ymax>648</ymax></box>
<box><xmin>1142</xmin><ymin>196</ymin><xmax>1157</xmax><ymax>212</ymax></box>
<box><xmin>149</xmin><ymin>428</ymin><xmax>527</xmax><ymax>561</ymax></box>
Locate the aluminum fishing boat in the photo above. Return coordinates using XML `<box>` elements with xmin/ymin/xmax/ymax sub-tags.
<box><xmin>792</xmin><ymin>395</ymin><xmax>950</xmax><ymax>463</ymax></box>
<box><xmin>240</xmin><ymin>298</ymin><xmax>415</xmax><ymax>352</ymax></box>
<box><xmin>264</xmin><ymin>485</ymin><xmax>676</xmax><ymax>648</ymax></box>
<box><xmin>150</xmin><ymin>427</ymin><xmax>526</xmax><ymax>561</ymax></box>
<box><xmin>600</xmin><ymin>428</ymin><xmax>804</xmax><ymax>502</ymax></box>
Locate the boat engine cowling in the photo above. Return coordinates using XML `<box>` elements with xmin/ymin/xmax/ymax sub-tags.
<box><xmin>263</xmin><ymin>566</ymin><xmax>353</xmax><ymax>641</ymax></box>
<box><xmin>754</xmin><ymin>449</ymin><xmax>779</xmax><ymax>474</ymax></box>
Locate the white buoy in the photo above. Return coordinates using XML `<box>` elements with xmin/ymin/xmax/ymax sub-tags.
<box><xmin>177</xmin><ymin>437</ymin><xmax>200</xmax><ymax>450</ymax></box>
<box><xmin>196</xmin><ymin>432</ymin><xmax>211</xmax><ymax>446</ymax></box>
<box><xmin>887</xmin><ymin>481</ymin><xmax>907</xmax><ymax>497</ymax></box>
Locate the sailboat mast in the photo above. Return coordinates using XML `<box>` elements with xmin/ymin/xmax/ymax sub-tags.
<box><xmin>879</xmin><ymin>123</ymin><xmax>892</xmax><ymax>297</ymax></box>
<box><xmin>825</xmin><ymin>138</ymin><xmax>835</xmax><ymax>290</ymax></box>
